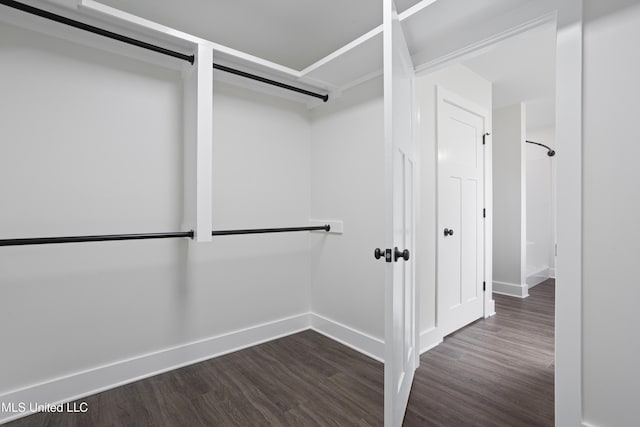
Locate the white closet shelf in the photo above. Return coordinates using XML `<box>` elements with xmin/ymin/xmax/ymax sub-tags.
<box><xmin>74</xmin><ymin>0</ymin><xmax>441</xmax><ymax>96</ymax></box>
<box><xmin>77</xmin><ymin>0</ymin><xmax>332</xmax><ymax>101</ymax></box>
<box><xmin>0</xmin><ymin>0</ymin><xmax>332</xmax><ymax>103</ymax></box>
<box><xmin>19</xmin><ymin>0</ymin><xmax>445</xmax><ymax>99</ymax></box>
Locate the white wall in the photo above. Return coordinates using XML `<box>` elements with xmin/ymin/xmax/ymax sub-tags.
<box><xmin>209</xmin><ymin>82</ymin><xmax>312</xmax><ymax>327</ymax></box>
<box><xmin>0</xmin><ymin>21</ymin><xmax>311</xmax><ymax>403</ymax></box>
<box><xmin>525</xmin><ymin>126</ymin><xmax>556</xmax><ymax>285</ymax></box>
<box><xmin>414</xmin><ymin>64</ymin><xmax>492</xmax><ymax>351</ymax></box>
<box><xmin>582</xmin><ymin>1</ymin><xmax>640</xmax><ymax>426</ymax></box>
<box><xmin>492</xmin><ymin>103</ymin><xmax>528</xmax><ymax>297</ymax></box>
<box><xmin>309</xmin><ymin>77</ymin><xmax>386</xmax><ymax>344</ymax></box>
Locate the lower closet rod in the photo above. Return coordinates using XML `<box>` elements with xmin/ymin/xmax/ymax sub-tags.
<box><xmin>0</xmin><ymin>231</ymin><xmax>194</xmax><ymax>247</ymax></box>
<box><xmin>0</xmin><ymin>226</ymin><xmax>331</xmax><ymax>246</ymax></box>
<box><xmin>212</xmin><ymin>225</ymin><xmax>330</xmax><ymax>236</ymax></box>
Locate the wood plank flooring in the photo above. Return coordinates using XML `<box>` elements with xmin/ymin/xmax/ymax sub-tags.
<box><xmin>7</xmin><ymin>280</ymin><xmax>554</xmax><ymax>426</ymax></box>
<box><xmin>404</xmin><ymin>279</ymin><xmax>555</xmax><ymax>427</ymax></box>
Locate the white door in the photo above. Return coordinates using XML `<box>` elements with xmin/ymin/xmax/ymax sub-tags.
<box><xmin>437</xmin><ymin>88</ymin><xmax>487</xmax><ymax>337</ymax></box>
<box><xmin>382</xmin><ymin>1</ymin><xmax>417</xmax><ymax>425</ymax></box>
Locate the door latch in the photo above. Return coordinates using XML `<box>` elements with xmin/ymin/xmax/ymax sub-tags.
<box><xmin>374</xmin><ymin>248</ymin><xmax>393</xmax><ymax>263</ymax></box>
<box><xmin>376</xmin><ymin>248</ymin><xmax>409</xmax><ymax>262</ymax></box>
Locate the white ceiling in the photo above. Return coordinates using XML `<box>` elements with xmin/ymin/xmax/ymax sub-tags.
<box><xmin>461</xmin><ymin>22</ymin><xmax>557</xmax><ymax>131</ymax></box>
<box><xmin>95</xmin><ymin>0</ymin><xmax>421</xmax><ymax>70</ymax></box>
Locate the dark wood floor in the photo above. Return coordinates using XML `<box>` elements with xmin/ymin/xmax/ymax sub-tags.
<box><xmin>8</xmin><ymin>280</ymin><xmax>554</xmax><ymax>426</ymax></box>
<box><xmin>405</xmin><ymin>279</ymin><xmax>555</xmax><ymax>427</ymax></box>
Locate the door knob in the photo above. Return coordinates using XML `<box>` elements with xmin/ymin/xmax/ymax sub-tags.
<box><xmin>394</xmin><ymin>247</ymin><xmax>410</xmax><ymax>262</ymax></box>
<box><xmin>375</xmin><ymin>248</ymin><xmax>393</xmax><ymax>262</ymax></box>
<box><xmin>444</xmin><ymin>228</ymin><xmax>454</xmax><ymax>237</ymax></box>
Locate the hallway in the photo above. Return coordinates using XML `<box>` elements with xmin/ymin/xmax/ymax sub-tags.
<box><xmin>405</xmin><ymin>279</ymin><xmax>555</xmax><ymax>426</ymax></box>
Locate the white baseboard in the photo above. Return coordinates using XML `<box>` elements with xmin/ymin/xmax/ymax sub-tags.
<box><xmin>493</xmin><ymin>281</ymin><xmax>529</xmax><ymax>298</ymax></box>
<box><xmin>527</xmin><ymin>267</ymin><xmax>550</xmax><ymax>288</ymax></box>
<box><xmin>0</xmin><ymin>313</ymin><xmax>311</xmax><ymax>425</ymax></box>
<box><xmin>0</xmin><ymin>311</ymin><xmax>383</xmax><ymax>425</ymax></box>
<box><xmin>549</xmin><ymin>267</ymin><xmax>556</xmax><ymax>278</ymax></box>
<box><xmin>419</xmin><ymin>327</ymin><xmax>443</xmax><ymax>354</ymax></box>
<box><xmin>484</xmin><ymin>298</ymin><xmax>496</xmax><ymax>318</ymax></box>
<box><xmin>310</xmin><ymin>313</ymin><xmax>384</xmax><ymax>362</ymax></box>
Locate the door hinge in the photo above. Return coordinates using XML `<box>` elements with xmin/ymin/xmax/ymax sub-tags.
<box><xmin>482</xmin><ymin>132</ymin><xmax>490</xmax><ymax>145</ymax></box>
<box><xmin>483</xmin><ymin>281</ymin><xmax>486</xmax><ymax>291</ymax></box>
<box><xmin>482</xmin><ymin>208</ymin><xmax>486</xmax><ymax>218</ymax></box>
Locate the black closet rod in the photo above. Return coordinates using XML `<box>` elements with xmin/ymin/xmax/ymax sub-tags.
<box><xmin>213</xmin><ymin>63</ymin><xmax>329</xmax><ymax>102</ymax></box>
<box><xmin>0</xmin><ymin>0</ymin><xmax>195</xmax><ymax>64</ymax></box>
<box><xmin>1</xmin><ymin>1</ymin><xmax>329</xmax><ymax>101</ymax></box>
<box><xmin>526</xmin><ymin>140</ymin><xmax>556</xmax><ymax>157</ymax></box>
<box><xmin>0</xmin><ymin>231</ymin><xmax>194</xmax><ymax>247</ymax></box>
<box><xmin>212</xmin><ymin>225</ymin><xmax>330</xmax><ymax>236</ymax></box>
<box><xmin>0</xmin><ymin>226</ymin><xmax>330</xmax><ymax>246</ymax></box>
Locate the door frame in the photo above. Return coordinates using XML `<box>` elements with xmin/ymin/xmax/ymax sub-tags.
<box><xmin>435</xmin><ymin>86</ymin><xmax>493</xmax><ymax>336</ymax></box>
<box><xmin>414</xmin><ymin>8</ymin><xmax>583</xmax><ymax>426</ymax></box>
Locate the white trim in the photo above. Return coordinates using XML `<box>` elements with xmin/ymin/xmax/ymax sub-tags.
<box><xmin>310</xmin><ymin>313</ymin><xmax>385</xmax><ymax>363</ymax></box>
<box><xmin>437</xmin><ymin>86</ymin><xmax>490</xmax><ymax>119</ymax></box>
<box><xmin>414</xmin><ymin>12</ymin><xmax>557</xmax><ymax>76</ymax></box>
<box><xmin>419</xmin><ymin>327</ymin><xmax>443</xmax><ymax>354</ymax></box>
<box><xmin>0</xmin><ymin>313</ymin><xmax>311</xmax><ymax>425</ymax></box>
<box><xmin>398</xmin><ymin>0</ymin><xmax>440</xmax><ymax>22</ymax></box>
<box><xmin>492</xmin><ymin>281</ymin><xmax>529</xmax><ymax>298</ymax></box>
<box><xmin>520</xmin><ymin>104</ymin><xmax>528</xmax><ymax>289</ymax></box>
<box><xmin>184</xmin><ymin>44</ymin><xmax>213</xmax><ymax>242</ymax></box>
<box><xmin>483</xmin><ymin>115</ymin><xmax>494</xmax><ymax>322</ymax></box>
<box><xmin>300</xmin><ymin>24</ymin><xmax>383</xmax><ymax>76</ymax></box>
<box><xmin>527</xmin><ymin>267</ymin><xmax>551</xmax><ymax>288</ymax></box>
<box><xmin>554</xmin><ymin>14</ymin><xmax>583</xmax><ymax>426</ymax></box>
<box><xmin>484</xmin><ymin>298</ymin><xmax>496</xmax><ymax>318</ymax></box>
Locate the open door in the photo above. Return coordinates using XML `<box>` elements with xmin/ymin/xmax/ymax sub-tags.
<box><xmin>382</xmin><ymin>0</ymin><xmax>417</xmax><ymax>425</ymax></box>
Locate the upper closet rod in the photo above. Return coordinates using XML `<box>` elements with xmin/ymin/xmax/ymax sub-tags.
<box><xmin>0</xmin><ymin>0</ymin><xmax>195</xmax><ymax>64</ymax></box>
<box><xmin>1</xmin><ymin>1</ymin><xmax>329</xmax><ymax>102</ymax></box>
<box><xmin>212</xmin><ymin>63</ymin><xmax>329</xmax><ymax>102</ymax></box>
<box><xmin>526</xmin><ymin>140</ymin><xmax>556</xmax><ymax>157</ymax></box>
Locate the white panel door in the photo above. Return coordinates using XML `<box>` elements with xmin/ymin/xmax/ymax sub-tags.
<box><xmin>437</xmin><ymin>88</ymin><xmax>486</xmax><ymax>337</ymax></box>
<box><xmin>383</xmin><ymin>1</ymin><xmax>417</xmax><ymax>425</ymax></box>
